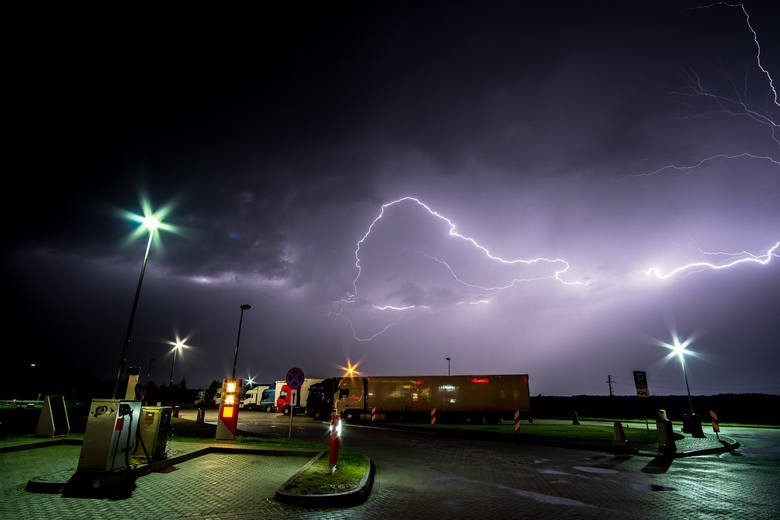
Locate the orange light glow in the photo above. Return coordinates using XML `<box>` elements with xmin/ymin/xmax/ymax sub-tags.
<box><xmin>338</xmin><ymin>358</ymin><xmax>361</xmax><ymax>378</ymax></box>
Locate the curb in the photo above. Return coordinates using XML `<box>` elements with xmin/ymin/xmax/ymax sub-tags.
<box><xmin>275</xmin><ymin>450</ymin><xmax>376</xmax><ymax>507</ymax></box>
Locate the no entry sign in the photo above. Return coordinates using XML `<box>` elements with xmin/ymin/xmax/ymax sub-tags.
<box><xmin>286</xmin><ymin>367</ymin><xmax>305</xmax><ymax>389</ymax></box>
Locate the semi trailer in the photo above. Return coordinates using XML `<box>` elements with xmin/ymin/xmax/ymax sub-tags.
<box><xmin>335</xmin><ymin>374</ymin><xmax>530</xmax><ymax>424</ymax></box>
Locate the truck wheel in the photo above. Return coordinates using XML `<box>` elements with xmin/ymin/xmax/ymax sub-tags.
<box><xmin>282</xmin><ymin>406</ymin><xmax>290</xmax><ymax>416</ymax></box>
<box><xmin>265</xmin><ymin>404</ymin><xmax>274</xmax><ymax>413</ymax></box>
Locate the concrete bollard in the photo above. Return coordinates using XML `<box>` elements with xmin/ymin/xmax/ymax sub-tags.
<box><xmin>656</xmin><ymin>419</ymin><xmax>677</xmax><ymax>454</ymax></box>
<box><xmin>572</xmin><ymin>411</ymin><xmax>580</xmax><ymax>425</ymax></box>
<box><xmin>613</xmin><ymin>421</ymin><xmax>627</xmax><ymax>447</ymax></box>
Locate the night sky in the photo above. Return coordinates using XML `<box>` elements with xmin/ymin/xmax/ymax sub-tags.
<box><xmin>6</xmin><ymin>1</ymin><xmax>779</xmax><ymax>397</ymax></box>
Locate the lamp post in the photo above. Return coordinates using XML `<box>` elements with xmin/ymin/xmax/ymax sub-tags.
<box><xmin>446</xmin><ymin>357</ymin><xmax>451</xmax><ymax>376</ymax></box>
<box><xmin>673</xmin><ymin>338</ymin><xmax>695</xmax><ymax>415</ymax></box>
<box><xmin>112</xmin><ymin>215</ymin><xmax>160</xmax><ymax>399</ymax></box>
<box><xmin>168</xmin><ymin>337</ymin><xmax>189</xmax><ymax>387</ymax></box>
<box><xmin>659</xmin><ymin>334</ymin><xmax>696</xmax><ymax>415</ymax></box>
<box><xmin>232</xmin><ymin>304</ymin><xmax>252</xmax><ymax>378</ymax></box>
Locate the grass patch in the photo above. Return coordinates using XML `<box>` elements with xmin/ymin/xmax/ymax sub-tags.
<box><xmin>281</xmin><ymin>450</ymin><xmax>368</xmax><ymax>495</ymax></box>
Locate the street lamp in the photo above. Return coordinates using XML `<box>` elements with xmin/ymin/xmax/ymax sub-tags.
<box><xmin>232</xmin><ymin>304</ymin><xmax>252</xmax><ymax>378</ymax></box>
<box><xmin>112</xmin><ymin>213</ymin><xmax>160</xmax><ymax>399</ymax></box>
<box><xmin>446</xmin><ymin>357</ymin><xmax>451</xmax><ymax>376</ymax></box>
<box><xmin>659</xmin><ymin>334</ymin><xmax>696</xmax><ymax>415</ymax></box>
<box><xmin>167</xmin><ymin>336</ymin><xmax>191</xmax><ymax>387</ymax></box>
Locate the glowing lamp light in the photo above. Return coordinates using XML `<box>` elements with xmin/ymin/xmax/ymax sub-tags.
<box><xmin>111</xmin><ymin>196</ymin><xmax>181</xmax><ymax>399</ymax></box>
<box><xmin>222</xmin><ymin>406</ymin><xmax>235</xmax><ymax>418</ymax></box>
<box><xmin>227</xmin><ymin>381</ymin><xmax>237</xmax><ymax>393</ymax></box>
<box><xmin>657</xmin><ymin>333</ymin><xmax>698</xmax><ymax>415</ymax></box>
<box><xmin>472</xmin><ymin>377</ymin><xmax>490</xmax><ymax>384</ymax></box>
<box><xmin>339</xmin><ymin>358</ymin><xmax>361</xmax><ymax>378</ymax></box>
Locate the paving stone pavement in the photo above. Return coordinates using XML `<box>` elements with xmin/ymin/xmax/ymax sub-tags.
<box><xmin>0</xmin><ymin>443</ymin><xmax>354</xmax><ymax>519</ymax></box>
<box><xmin>0</xmin><ymin>429</ymin><xmax>763</xmax><ymax>520</ymax></box>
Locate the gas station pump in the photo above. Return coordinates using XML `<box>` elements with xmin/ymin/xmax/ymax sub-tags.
<box><xmin>216</xmin><ymin>377</ymin><xmax>242</xmax><ymax>440</ymax></box>
<box><xmin>65</xmin><ymin>399</ymin><xmax>141</xmax><ymax>496</ymax></box>
<box><xmin>133</xmin><ymin>406</ymin><xmax>172</xmax><ymax>463</ymax></box>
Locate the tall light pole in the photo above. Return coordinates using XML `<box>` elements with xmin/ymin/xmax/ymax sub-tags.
<box><xmin>674</xmin><ymin>338</ymin><xmax>695</xmax><ymax>415</ymax></box>
<box><xmin>112</xmin><ymin>215</ymin><xmax>159</xmax><ymax>399</ymax></box>
<box><xmin>659</xmin><ymin>334</ymin><xmax>696</xmax><ymax>415</ymax></box>
<box><xmin>446</xmin><ymin>357</ymin><xmax>451</xmax><ymax>376</ymax></box>
<box><xmin>168</xmin><ymin>337</ymin><xmax>190</xmax><ymax>387</ymax></box>
<box><xmin>232</xmin><ymin>304</ymin><xmax>252</xmax><ymax>378</ymax></box>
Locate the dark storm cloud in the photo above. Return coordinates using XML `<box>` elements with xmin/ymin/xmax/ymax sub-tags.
<box><xmin>5</xmin><ymin>1</ymin><xmax>779</xmax><ymax>397</ymax></box>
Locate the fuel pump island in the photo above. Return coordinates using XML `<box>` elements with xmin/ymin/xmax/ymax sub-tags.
<box><xmin>64</xmin><ymin>381</ymin><xmax>172</xmax><ymax>497</ymax></box>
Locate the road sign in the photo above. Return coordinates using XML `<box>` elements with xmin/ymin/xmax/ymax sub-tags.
<box><xmin>290</xmin><ymin>389</ymin><xmax>298</xmax><ymax>407</ymax></box>
<box><xmin>633</xmin><ymin>371</ymin><xmax>649</xmax><ymax>398</ymax></box>
<box><xmin>286</xmin><ymin>367</ymin><xmax>305</xmax><ymax>389</ymax></box>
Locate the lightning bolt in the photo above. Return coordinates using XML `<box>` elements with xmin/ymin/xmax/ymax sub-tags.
<box><xmin>632</xmin><ymin>152</ymin><xmax>780</xmax><ymax>177</ymax></box>
<box><xmin>646</xmin><ymin>241</ymin><xmax>780</xmax><ymax>279</ymax></box>
<box><xmin>331</xmin><ymin>5</ymin><xmax>778</xmax><ymax>342</ymax></box>
<box><xmin>693</xmin><ymin>2</ymin><xmax>778</xmax><ymax>109</ymax></box>
<box><xmin>633</xmin><ymin>3</ymin><xmax>779</xmax><ymax>281</ymax></box>
<box><xmin>331</xmin><ymin>195</ymin><xmax>585</xmax><ymax>342</ymax></box>
<box><xmin>344</xmin><ymin>196</ymin><xmax>584</xmax><ymax>305</ymax></box>
<box><xmin>637</xmin><ymin>2</ymin><xmax>778</xmax><ymax>177</ymax></box>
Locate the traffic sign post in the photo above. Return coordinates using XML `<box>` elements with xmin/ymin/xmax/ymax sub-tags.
<box><xmin>286</xmin><ymin>367</ymin><xmax>304</xmax><ymax>439</ymax></box>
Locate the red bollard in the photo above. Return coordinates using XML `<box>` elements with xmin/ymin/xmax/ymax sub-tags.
<box><xmin>328</xmin><ymin>412</ymin><xmax>341</xmax><ymax>472</ymax></box>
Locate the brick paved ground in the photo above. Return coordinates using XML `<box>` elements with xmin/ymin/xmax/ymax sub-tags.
<box><xmin>0</xmin><ymin>428</ymin><xmax>774</xmax><ymax>520</ymax></box>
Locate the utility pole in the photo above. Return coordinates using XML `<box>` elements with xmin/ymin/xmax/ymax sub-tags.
<box><xmin>606</xmin><ymin>375</ymin><xmax>615</xmax><ymax>397</ymax></box>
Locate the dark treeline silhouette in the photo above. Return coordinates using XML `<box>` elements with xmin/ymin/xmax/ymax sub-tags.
<box><xmin>530</xmin><ymin>394</ymin><xmax>780</xmax><ymax>425</ymax></box>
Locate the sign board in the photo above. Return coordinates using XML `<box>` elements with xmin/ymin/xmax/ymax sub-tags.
<box><xmin>633</xmin><ymin>371</ymin><xmax>649</xmax><ymax>398</ymax></box>
<box><xmin>36</xmin><ymin>395</ymin><xmax>70</xmax><ymax>437</ymax></box>
<box><xmin>286</xmin><ymin>367</ymin><xmax>305</xmax><ymax>389</ymax></box>
<box><xmin>216</xmin><ymin>378</ymin><xmax>242</xmax><ymax>440</ymax></box>
<box><xmin>290</xmin><ymin>389</ymin><xmax>298</xmax><ymax>407</ymax></box>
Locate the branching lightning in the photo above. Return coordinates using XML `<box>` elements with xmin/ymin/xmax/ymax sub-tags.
<box><xmin>344</xmin><ymin>196</ymin><xmax>584</xmax><ymax>303</ymax></box>
<box><xmin>646</xmin><ymin>241</ymin><xmax>780</xmax><ymax>279</ymax></box>
<box><xmin>330</xmin><ymin>195</ymin><xmax>585</xmax><ymax>342</ymax></box>
<box><xmin>632</xmin><ymin>152</ymin><xmax>780</xmax><ymax>177</ymax></box>
<box><xmin>636</xmin><ymin>3</ymin><xmax>779</xmax><ymax>281</ymax></box>
<box><xmin>693</xmin><ymin>2</ymin><xmax>778</xmax><ymax>109</ymax></box>
<box><xmin>330</xmin><ymin>4</ymin><xmax>778</xmax><ymax>343</ymax></box>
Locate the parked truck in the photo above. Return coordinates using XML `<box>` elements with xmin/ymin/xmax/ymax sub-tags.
<box><xmin>276</xmin><ymin>378</ymin><xmax>324</xmax><ymax>415</ymax></box>
<box><xmin>305</xmin><ymin>377</ymin><xmax>342</xmax><ymax>419</ymax></box>
<box><xmin>335</xmin><ymin>374</ymin><xmax>531</xmax><ymax>424</ymax></box>
<box><xmin>241</xmin><ymin>383</ymin><xmax>278</xmax><ymax>412</ymax></box>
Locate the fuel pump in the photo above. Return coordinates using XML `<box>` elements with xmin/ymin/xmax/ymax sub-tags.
<box><xmin>65</xmin><ymin>399</ymin><xmax>141</xmax><ymax>496</ymax></box>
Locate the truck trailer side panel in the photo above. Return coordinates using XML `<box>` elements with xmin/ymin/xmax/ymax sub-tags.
<box><xmin>337</xmin><ymin>374</ymin><xmax>530</xmax><ymax>422</ymax></box>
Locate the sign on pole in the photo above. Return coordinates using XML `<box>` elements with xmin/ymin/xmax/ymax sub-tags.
<box><xmin>633</xmin><ymin>371</ymin><xmax>649</xmax><ymax>397</ymax></box>
<box><xmin>286</xmin><ymin>367</ymin><xmax>304</xmax><ymax>389</ymax></box>
<box><xmin>286</xmin><ymin>367</ymin><xmax>304</xmax><ymax>439</ymax></box>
